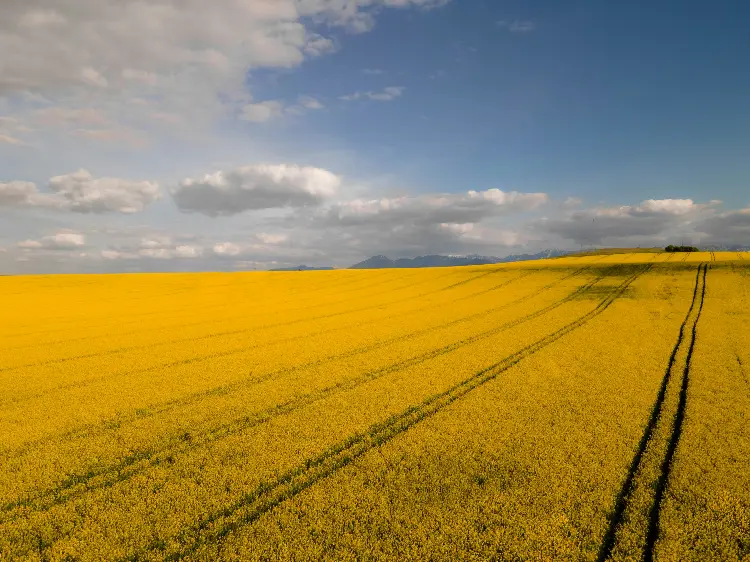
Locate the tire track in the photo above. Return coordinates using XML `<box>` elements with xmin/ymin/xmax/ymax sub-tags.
<box><xmin>8</xmin><ymin>267</ymin><xmax>588</xmax><ymax>453</ymax></box>
<box><xmin>0</xmin><ymin>269</ymin><xmax>483</xmax><ymax>372</ymax></box>
<box><xmin>0</xmin><ymin>268</ymin><xmax>422</xmax><ymax>349</ymax></box>
<box><xmin>643</xmin><ymin>264</ymin><xmax>707</xmax><ymax>562</ymax></box>
<box><xmin>2</xmin><ymin>270</ymin><xmax>603</xmax><ymax>522</ymax></box>
<box><xmin>0</xmin><ymin>268</ymin><xmax>431</xmax><ymax>352</ymax></box>
<box><xmin>116</xmin><ymin>265</ymin><xmax>650</xmax><ymax>562</ymax></box>
<box><xmin>1</xmin><ymin>269</ymin><xmax>527</xmax><ymax>407</ymax></box>
<box><xmin>597</xmin><ymin>264</ymin><xmax>707</xmax><ymax>562</ymax></box>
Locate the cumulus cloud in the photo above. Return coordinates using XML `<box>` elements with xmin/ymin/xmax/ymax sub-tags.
<box><xmin>0</xmin><ymin>180</ymin><xmax>65</xmax><ymax>209</ymax></box>
<box><xmin>1</xmin><ymin>0</ymin><xmax>450</xmax><ymax>142</ymax></box>
<box><xmin>340</xmin><ymin>86</ymin><xmax>405</xmax><ymax>102</ymax></box>
<box><xmin>303</xmin><ymin>33</ymin><xmax>337</xmax><ymax>57</ymax></box>
<box><xmin>540</xmin><ymin>198</ymin><xmax>714</xmax><ymax>245</ymax></box>
<box><xmin>172</xmin><ymin>164</ymin><xmax>340</xmax><ymax>216</ymax></box>
<box><xmin>18</xmin><ymin>232</ymin><xmax>85</xmax><ymax>250</ymax></box>
<box><xmin>317</xmin><ymin>189</ymin><xmax>548</xmax><ymax>228</ymax></box>
<box><xmin>213</xmin><ymin>242</ymin><xmax>242</xmax><ymax>257</ymax></box>
<box><xmin>48</xmin><ymin>169</ymin><xmax>160</xmax><ymax>213</ymax></box>
<box><xmin>0</xmin><ymin>181</ymin><xmax>40</xmax><ymax>206</ymax></box>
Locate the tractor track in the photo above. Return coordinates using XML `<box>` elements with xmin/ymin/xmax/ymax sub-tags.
<box><xmin>3</xmin><ymin>269</ymin><xmax>604</xmax><ymax>526</ymax></box>
<box><xmin>597</xmin><ymin>264</ymin><xmax>708</xmax><ymax>561</ymax></box>
<box><xmin>5</xmin><ymin>268</ymin><xmax>587</xmax><ymax>455</ymax></box>
<box><xmin>114</xmin><ymin>265</ymin><xmax>650</xmax><ymax>562</ymax></box>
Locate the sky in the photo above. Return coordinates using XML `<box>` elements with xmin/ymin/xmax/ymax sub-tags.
<box><xmin>1</xmin><ymin>0</ymin><xmax>749</xmax><ymax>273</ymax></box>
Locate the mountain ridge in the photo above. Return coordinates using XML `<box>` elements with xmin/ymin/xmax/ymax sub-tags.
<box><xmin>349</xmin><ymin>250</ymin><xmax>570</xmax><ymax>269</ymax></box>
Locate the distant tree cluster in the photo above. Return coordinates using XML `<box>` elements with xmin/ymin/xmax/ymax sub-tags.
<box><xmin>665</xmin><ymin>245</ymin><xmax>699</xmax><ymax>252</ymax></box>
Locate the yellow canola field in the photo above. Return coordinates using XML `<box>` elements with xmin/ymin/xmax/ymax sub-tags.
<box><xmin>1</xmin><ymin>256</ymin><xmax>748</xmax><ymax>561</ymax></box>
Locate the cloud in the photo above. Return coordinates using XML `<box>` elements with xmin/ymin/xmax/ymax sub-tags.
<box><xmin>0</xmin><ymin>180</ymin><xmax>64</xmax><ymax>209</ymax></box>
<box><xmin>304</xmin><ymin>33</ymin><xmax>337</xmax><ymax>57</ymax></box>
<box><xmin>298</xmin><ymin>96</ymin><xmax>324</xmax><ymax>110</ymax></box>
<box><xmin>340</xmin><ymin>86</ymin><xmax>405</xmax><ymax>102</ymax></box>
<box><xmin>256</xmin><ymin>232</ymin><xmax>289</xmax><ymax>244</ymax></box>
<box><xmin>697</xmin><ymin>207</ymin><xmax>750</xmax><ymax>245</ymax></box>
<box><xmin>172</xmin><ymin>164</ymin><xmax>341</xmax><ymax>216</ymax></box>
<box><xmin>317</xmin><ymin>189</ymin><xmax>548</xmax><ymax>228</ymax></box>
<box><xmin>540</xmin><ymin>198</ymin><xmax>713</xmax><ymax>245</ymax></box>
<box><xmin>497</xmin><ymin>20</ymin><xmax>536</xmax><ymax>33</ymax></box>
<box><xmin>0</xmin><ymin>181</ymin><xmax>39</xmax><ymax>205</ymax></box>
<box><xmin>1</xmin><ymin>1</ymin><xmax>449</xmax><ymax>133</ymax></box>
<box><xmin>362</xmin><ymin>68</ymin><xmax>384</xmax><ymax>75</ymax></box>
<box><xmin>104</xmin><ymin>237</ymin><xmax>204</xmax><ymax>260</ymax></box>
<box><xmin>48</xmin><ymin>169</ymin><xmax>160</xmax><ymax>213</ymax></box>
<box><xmin>244</xmin><ymin>96</ymin><xmax>325</xmax><ymax>120</ymax></box>
<box><xmin>18</xmin><ymin>232</ymin><xmax>85</xmax><ymax>250</ymax></box>
<box><xmin>240</xmin><ymin>100</ymin><xmax>285</xmax><ymax>123</ymax></box>
<box><xmin>213</xmin><ymin>242</ymin><xmax>242</xmax><ymax>257</ymax></box>
<box><xmin>0</xmin><ymin>133</ymin><xmax>25</xmax><ymax>145</ymax></box>
<box><xmin>0</xmin><ymin>115</ymin><xmax>32</xmax><ymax>144</ymax></box>
<box><xmin>32</xmin><ymin>107</ymin><xmax>108</xmax><ymax>127</ymax></box>
<box><xmin>70</xmin><ymin>127</ymin><xmax>147</xmax><ymax>147</ymax></box>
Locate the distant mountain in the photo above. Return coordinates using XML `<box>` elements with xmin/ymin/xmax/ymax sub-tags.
<box><xmin>497</xmin><ymin>249</ymin><xmax>571</xmax><ymax>262</ymax></box>
<box><xmin>349</xmin><ymin>250</ymin><xmax>570</xmax><ymax>269</ymax></box>
<box><xmin>699</xmin><ymin>244</ymin><xmax>750</xmax><ymax>251</ymax></box>
<box><xmin>270</xmin><ymin>265</ymin><xmax>334</xmax><ymax>271</ymax></box>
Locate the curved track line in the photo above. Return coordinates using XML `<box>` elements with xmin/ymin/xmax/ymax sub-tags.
<box><xmin>2</xmin><ymin>271</ymin><xmax>602</xmax><ymax>521</ymax></box>
<box><xmin>117</xmin><ymin>266</ymin><xmax>650</xmax><ymax>562</ymax></box>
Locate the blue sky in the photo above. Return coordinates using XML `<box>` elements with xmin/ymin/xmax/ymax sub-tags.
<box><xmin>1</xmin><ymin>0</ymin><xmax>749</xmax><ymax>272</ymax></box>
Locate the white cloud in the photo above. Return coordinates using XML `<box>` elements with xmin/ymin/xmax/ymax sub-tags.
<box><xmin>304</xmin><ymin>33</ymin><xmax>337</xmax><ymax>57</ymax></box>
<box><xmin>540</xmin><ymin>198</ymin><xmax>714</xmax><ymax>245</ymax></box>
<box><xmin>362</xmin><ymin>68</ymin><xmax>384</xmax><ymax>75</ymax></box>
<box><xmin>0</xmin><ymin>0</ymin><xmax>449</xmax><ymax>146</ymax></box>
<box><xmin>121</xmin><ymin>237</ymin><xmax>204</xmax><ymax>260</ymax></box>
<box><xmin>172</xmin><ymin>164</ymin><xmax>341</xmax><ymax>216</ymax></box>
<box><xmin>298</xmin><ymin>96</ymin><xmax>324</xmax><ymax>110</ymax></box>
<box><xmin>636</xmin><ymin>199</ymin><xmax>698</xmax><ymax>215</ymax></box>
<box><xmin>174</xmin><ymin>245</ymin><xmax>202</xmax><ymax>258</ymax></box>
<box><xmin>240</xmin><ymin>100</ymin><xmax>285</xmax><ymax>123</ymax></box>
<box><xmin>340</xmin><ymin>86</ymin><xmax>405</xmax><ymax>102</ymax></box>
<box><xmin>319</xmin><ymin>189</ymin><xmax>548</xmax><ymax>227</ymax></box>
<box><xmin>48</xmin><ymin>169</ymin><xmax>160</xmax><ymax>213</ymax></box>
<box><xmin>101</xmin><ymin>249</ymin><xmax>125</xmax><ymax>260</ymax></box>
<box><xmin>0</xmin><ymin>180</ymin><xmax>62</xmax><ymax>208</ymax></box>
<box><xmin>257</xmin><ymin>233</ymin><xmax>289</xmax><ymax>244</ymax></box>
<box><xmin>0</xmin><ymin>181</ymin><xmax>38</xmax><ymax>205</ymax></box>
<box><xmin>18</xmin><ymin>232</ymin><xmax>86</xmax><ymax>250</ymax></box>
<box><xmin>213</xmin><ymin>242</ymin><xmax>242</xmax><ymax>256</ymax></box>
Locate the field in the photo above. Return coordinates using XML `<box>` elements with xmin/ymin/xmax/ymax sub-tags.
<box><xmin>1</xmin><ymin>252</ymin><xmax>749</xmax><ymax>561</ymax></box>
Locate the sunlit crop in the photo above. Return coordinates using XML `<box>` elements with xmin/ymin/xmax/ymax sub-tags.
<box><xmin>1</xmin><ymin>251</ymin><xmax>747</xmax><ymax>561</ymax></box>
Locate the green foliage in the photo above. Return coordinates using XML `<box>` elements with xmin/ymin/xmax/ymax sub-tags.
<box><xmin>665</xmin><ymin>245</ymin><xmax>699</xmax><ymax>252</ymax></box>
